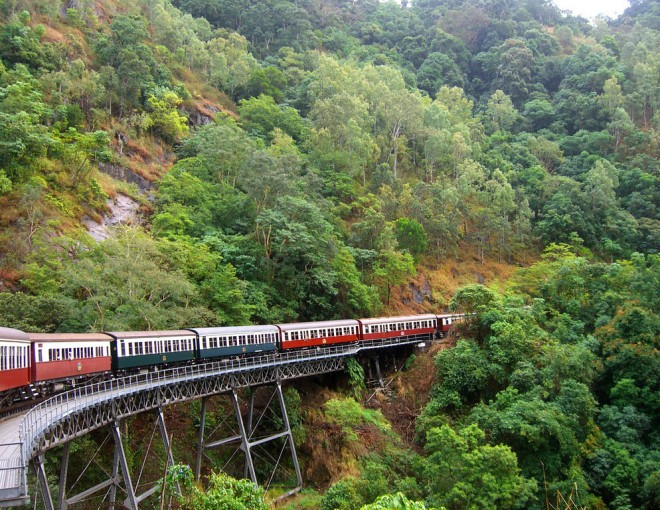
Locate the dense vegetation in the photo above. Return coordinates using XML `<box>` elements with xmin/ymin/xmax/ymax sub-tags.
<box><xmin>0</xmin><ymin>0</ymin><xmax>657</xmax><ymax>508</ymax></box>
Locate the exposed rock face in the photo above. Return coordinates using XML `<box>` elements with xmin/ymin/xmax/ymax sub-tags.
<box><xmin>98</xmin><ymin>163</ymin><xmax>153</xmax><ymax>193</ymax></box>
<box><xmin>188</xmin><ymin>103</ymin><xmax>221</xmax><ymax>127</ymax></box>
<box><xmin>83</xmin><ymin>194</ymin><xmax>142</xmax><ymax>241</ymax></box>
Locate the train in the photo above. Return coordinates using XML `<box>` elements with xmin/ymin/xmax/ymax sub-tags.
<box><xmin>0</xmin><ymin>313</ymin><xmax>466</xmax><ymax>406</ymax></box>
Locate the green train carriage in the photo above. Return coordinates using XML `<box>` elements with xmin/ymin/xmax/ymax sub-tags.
<box><xmin>108</xmin><ymin>330</ymin><xmax>197</xmax><ymax>371</ymax></box>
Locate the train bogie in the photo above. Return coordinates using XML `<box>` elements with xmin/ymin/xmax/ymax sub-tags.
<box><xmin>278</xmin><ymin>320</ymin><xmax>360</xmax><ymax>350</ymax></box>
<box><xmin>0</xmin><ymin>327</ymin><xmax>31</xmax><ymax>393</ymax></box>
<box><xmin>108</xmin><ymin>330</ymin><xmax>196</xmax><ymax>371</ymax></box>
<box><xmin>190</xmin><ymin>325</ymin><xmax>279</xmax><ymax>359</ymax></box>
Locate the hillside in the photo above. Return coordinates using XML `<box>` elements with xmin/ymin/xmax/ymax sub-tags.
<box><xmin>0</xmin><ymin>1</ymin><xmax>658</xmax><ymax>509</ymax></box>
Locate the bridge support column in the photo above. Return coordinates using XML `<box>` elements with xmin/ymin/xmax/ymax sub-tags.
<box><xmin>113</xmin><ymin>420</ymin><xmax>138</xmax><ymax>510</ymax></box>
<box><xmin>275</xmin><ymin>380</ymin><xmax>303</xmax><ymax>493</ymax></box>
<box><xmin>374</xmin><ymin>357</ymin><xmax>384</xmax><ymax>388</ymax></box>
<box><xmin>194</xmin><ymin>380</ymin><xmax>302</xmax><ymax>496</ymax></box>
<box><xmin>245</xmin><ymin>390</ymin><xmax>256</xmax><ymax>479</ymax></box>
<box><xmin>33</xmin><ymin>454</ymin><xmax>54</xmax><ymax>510</ymax></box>
<box><xmin>232</xmin><ymin>387</ymin><xmax>258</xmax><ymax>483</ymax></box>
<box><xmin>109</xmin><ymin>441</ymin><xmax>120</xmax><ymax>509</ymax></box>
<box><xmin>195</xmin><ymin>397</ymin><xmax>207</xmax><ymax>481</ymax></box>
<box><xmin>57</xmin><ymin>443</ymin><xmax>70</xmax><ymax>510</ymax></box>
<box><xmin>156</xmin><ymin>407</ymin><xmax>179</xmax><ymax>497</ymax></box>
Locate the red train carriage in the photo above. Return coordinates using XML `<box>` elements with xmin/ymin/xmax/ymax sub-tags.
<box><xmin>30</xmin><ymin>333</ymin><xmax>112</xmax><ymax>386</ymax></box>
<box><xmin>278</xmin><ymin>320</ymin><xmax>360</xmax><ymax>350</ymax></box>
<box><xmin>0</xmin><ymin>327</ymin><xmax>31</xmax><ymax>393</ymax></box>
<box><xmin>437</xmin><ymin>313</ymin><xmax>466</xmax><ymax>336</ymax></box>
<box><xmin>359</xmin><ymin>314</ymin><xmax>438</xmax><ymax>343</ymax></box>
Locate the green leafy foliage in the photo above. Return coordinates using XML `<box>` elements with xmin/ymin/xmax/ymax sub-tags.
<box><xmin>360</xmin><ymin>492</ymin><xmax>432</xmax><ymax>510</ymax></box>
<box><xmin>324</xmin><ymin>398</ymin><xmax>393</xmax><ymax>444</ymax></box>
<box><xmin>423</xmin><ymin>424</ymin><xmax>536</xmax><ymax>510</ymax></box>
<box><xmin>166</xmin><ymin>464</ymin><xmax>268</xmax><ymax>510</ymax></box>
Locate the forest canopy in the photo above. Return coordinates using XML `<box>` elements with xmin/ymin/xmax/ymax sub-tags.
<box><xmin>0</xmin><ymin>1</ymin><xmax>658</xmax><ymax>508</ymax></box>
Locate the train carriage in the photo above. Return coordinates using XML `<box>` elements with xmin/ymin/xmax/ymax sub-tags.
<box><xmin>278</xmin><ymin>320</ymin><xmax>360</xmax><ymax>350</ymax></box>
<box><xmin>107</xmin><ymin>330</ymin><xmax>197</xmax><ymax>371</ymax></box>
<box><xmin>437</xmin><ymin>313</ymin><xmax>466</xmax><ymax>336</ymax></box>
<box><xmin>29</xmin><ymin>333</ymin><xmax>112</xmax><ymax>385</ymax></box>
<box><xmin>189</xmin><ymin>325</ymin><xmax>279</xmax><ymax>359</ymax></box>
<box><xmin>0</xmin><ymin>327</ymin><xmax>31</xmax><ymax>393</ymax></box>
<box><xmin>359</xmin><ymin>314</ymin><xmax>438</xmax><ymax>343</ymax></box>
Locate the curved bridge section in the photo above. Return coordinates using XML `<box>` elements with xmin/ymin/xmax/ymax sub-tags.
<box><xmin>0</xmin><ymin>335</ymin><xmax>428</xmax><ymax>508</ymax></box>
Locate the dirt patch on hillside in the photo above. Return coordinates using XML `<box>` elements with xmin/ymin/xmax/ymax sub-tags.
<box><xmin>370</xmin><ymin>342</ymin><xmax>450</xmax><ymax>447</ymax></box>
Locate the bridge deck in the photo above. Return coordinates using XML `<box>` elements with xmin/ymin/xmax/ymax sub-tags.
<box><xmin>0</xmin><ymin>413</ymin><xmax>27</xmax><ymax>507</ymax></box>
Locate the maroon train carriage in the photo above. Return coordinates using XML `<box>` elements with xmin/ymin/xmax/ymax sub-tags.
<box><xmin>278</xmin><ymin>319</ymin><xmax>360</xmax><ymax>350</ymax></box>
<box><xmin>0</xmin><ymin>327</ymin><xmax>31</xmax><ymax>394</ymax></box>
<box><xmin>437</xmin><ymin>313</ymin><xmax>466</xmax><ymax>336</ymax></box>
<box><xmin>29</xmin><ymin>333</ymin><xmax>113</xmax><ymax>388</ymax></box>
<box><xmin>359</xmin><ymin>314</ymin><xmax>438</xmax><ymax>343</ymax></box>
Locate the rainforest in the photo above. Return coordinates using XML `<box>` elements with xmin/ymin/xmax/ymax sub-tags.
<box><xmin>0</xmin><ymin>1</ymin><xmax>658</xmax><ymax>509</ymax></box>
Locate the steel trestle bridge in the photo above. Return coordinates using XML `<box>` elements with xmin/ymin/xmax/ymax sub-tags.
<box><xmin>0</xmin><ymin>334</ymin><xmax>430</xmax><ymax>509</ymax></box>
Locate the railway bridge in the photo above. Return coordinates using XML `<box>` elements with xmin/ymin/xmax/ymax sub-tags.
<box><xmin>0</xmin><ymin>335</ymin><xmax>428</xmax><ymax>509</ymax></box>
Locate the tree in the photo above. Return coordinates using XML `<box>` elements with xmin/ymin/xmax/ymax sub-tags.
<box><xmin>485</xmin><ymin>90</ymin><xmax>518</xmax><ymax>133</ymax></box>
<box><xmin>145</xmin><ymin>89</ymin><xmax>188</xmax><ymax>143</ymax></box>
<box><xmin>495</xmin><ymin>39</ymin><xmax>535</xmax><ymax>106</ymax></box>
<box><xmin>394</xmin><ymin>218</ymin><xmax>428</xmax><ymax>259</ymax></box>
<box><xmin>237</xmin><ymin>94</ymin><xmax>305</xmax><ymax>141</ymax></box>
<box><xmin>23</xmin><ymin>227</ymin><xmax>222</xmax><ymax>331</ymax></box>
<box><xmin>373</xmin><ymin>250</ymin><xmax>416</xmax><ymax>305</ymax></box>
<box><xmin>423</xmin><ymin>424</ymin><xmax>536</xmax><ymax>510</ymax></box>
<box><xmin>416</xmin><ymin>52</ymin><xmax>465</xmax><ymax>96</ymax></box>
<box><xmin>450</xmin><ymin>284</ymin><xmax>498</xmax><ymax>315</ymax></box>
